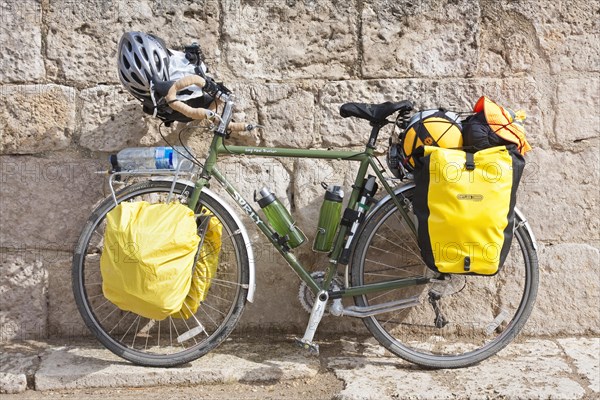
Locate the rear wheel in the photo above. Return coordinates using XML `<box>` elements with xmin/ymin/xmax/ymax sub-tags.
<box><xmin>72</xmin><ymin>180</ymin><xmax>249</xmax><ymax>367</ymax></box>
<box><xmin>351</xmin><ymin>188</ymin><xmax>539</xmax><ymax>368</ymax></box>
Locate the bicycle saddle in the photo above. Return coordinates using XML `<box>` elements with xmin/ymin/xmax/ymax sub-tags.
<box><xmin>340</xmin><ymin>100</ymin><xmax>413</xmax><ymax>123</ymax></box>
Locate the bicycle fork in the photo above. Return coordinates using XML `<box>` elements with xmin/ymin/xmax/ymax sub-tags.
<box><xmin>295</xmin><ymin>290</ymin><xmax>329</xmax><ymax>354</ymax></box>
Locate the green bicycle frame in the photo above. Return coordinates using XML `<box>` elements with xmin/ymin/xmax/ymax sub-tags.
<box><xmin>186</xmin><ymin>134</ymin><xmax>423</xmax><ymax>297</ymax></box>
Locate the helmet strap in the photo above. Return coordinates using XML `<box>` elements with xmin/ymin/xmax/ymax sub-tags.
<box><xmin>149</xmin><ymin>81</ymin><xmax>158</xmax><ymax>118</ymax></box>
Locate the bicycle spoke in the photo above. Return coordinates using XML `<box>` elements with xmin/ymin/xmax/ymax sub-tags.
<box><xmin>120</xmin><ymin>314</ymin><xmax>139</xmax><ymax>342</ymax></box>
<box><xmin>200</xmin><ymin>301</ymin><xmax>227</xmax><ymax>317</ymax></box>
<box><xmin>364</xmin><ymin>257</ymin><xmax>418</xmax><ymax>275</ymax></box>
<box><xmin>74</xmin><ymin>182</ymin><xmax>248</xmax><ymax>366</ymax></box>
<box><xmin>210</xmin><ymin>278</ymin><xmax>244</xmax><ymax>289</ymax></box>
<box><xmin>205</xmin><ymin>292</ymin><xmax>233</xmax><ymax>304</ymax></box>
<box><xmin>108</xmin><ymin>311</ymin><xmax>131</xmax><ymax>334</ymax></box>
<box><xmin>199</xmin><ymin>304</ymin><xmax>220</xmax><ymax>329</ymax></box>
<box><xmin>351</xmin><ymin>188</ymin><xmax>538</xmax><ymax>368</ymax></box>
<box><xmin>168</xmin><ymin>316</ymin><xmax>185</xmax><ymax>349</ymax></box>
<box><xmin>178</xmin><ymin>311</ymin><xmax>199</xmax><ymax>345</ymax></box>
<box><xmin>99</xmin><ymin>305</ymin><xmax>120</xmax><ymax>324</ymax></box>
<box><xmin>131</xmin><ymin>317</ymin><xmax>141</xmax><ymax>348</ymax></box>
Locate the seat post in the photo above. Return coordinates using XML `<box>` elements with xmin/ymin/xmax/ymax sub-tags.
<box><xmin>367</xmin><ymin>122</ymin><xmax>385</xmax><ymax>149</ymax></box>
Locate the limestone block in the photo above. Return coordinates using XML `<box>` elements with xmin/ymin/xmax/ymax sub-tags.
<box><xmin>0</xmin><ymin>252</ymin><xmax>47</xmax><ymax>341</ymax></box>
<box><xmin>0</xmin><ymin>372</ymin><xmax>26</xmax><ymax>394</ymax></box>
<box><xmin>46</xmin><ymin>0</ymin><xmax>222</xmax><ymax>85</ymax></box>
<box><xmin>250</xmin><ymin>84</ymin><xmax>317</xmax><ymax>148</ymax></box>
<box><xmin>558</xmin><ymin>337</ymin><xmax>600</xmax><ymax>393</ymax></box>
<box><xmin>361</xmin><ymin>0</ymin><xmax>480</xmax><ymax>79</ymax></box>
<box><xmin>0</xmin><ymin>342</ymin><xmax>46</xmax><ymax>393</ymax></box>
<box><xmin>237</xmin><ymin>248</ymin><xmax>310</xmax><ymax>333</ymax></box>
<box><xmin>0</xmin><ymin>0</ymin><xmax>45</xmax><ymax>82</ymax></box>
<box><xmin>222</xmin><ymin>0</ymin><xmax>358</xmax><ymax>80</ymax></box>
<box><xmin>526</xmin><ymin>243</ymin><xmax>599</xmax><ymax>336</ymax></box>
<box><xmin>0</xmin><ymin>155</ymin><xmax>105</xmax><ymax>251</ymax></box>
<box><xmin>318</xmin><ymin>78</ymin><xmax>545</xmax><ymax>148</ymax></box>
<box><xmin>478</xmin><ymin>2</ymin><xmax>547</xmax><ymax>75</ymax></box>
<box><xmin>79</xmin><ymin>85</ymin><xmax>165</xmax><ymax>152</ymax></box>
<box><xmin>46</xmin><ymin>251</ymin><xmax>89</xmax><ymax>338</ymax></box>
<box><xmin>217</xmin><ymin>156</ymin><xmax>291</xmax><ymax>209</ymax></box>
<box><xmin>518</xmin><ymin>146</ymin><xmax>599</xmax><ymax>244</ymax></box>
<box><xmin>34</xmin><ymin>341</ymin><xmax>319</xmax><ymax>391</ymax></box>
<box><xmin>554</xmin><ymin>77</ymin><xmax>600</xmax><ymax>150</ymax></box>
<box><xmin>0</xmin><ymin>85</ymin><xmax>76</xmax><ymax>154</ymax></box>
<box><xmin>538</xmin><ymin>29</ymin><xmax>600</xmax><ymax>74</ymax></box>
<box><xmin>500</xmin><ymin>0</ymin><xmax>598</xmax><ymax>30</ymax></box>
<box><xmin>499</xmin><ymin>1</ymin><xmax>600</xmax><ymax>73</ymax></box>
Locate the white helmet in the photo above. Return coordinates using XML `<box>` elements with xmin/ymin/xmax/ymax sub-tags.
<box><xmin>117</xmin><ymin>32</ymin><xmax>170</xmax><ymax>102</ymax></box>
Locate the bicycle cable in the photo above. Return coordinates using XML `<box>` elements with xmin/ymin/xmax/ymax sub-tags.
<box><xmin>158</xmin><ymin>121</ymin><xmax>205</xmax><ymax>170</ymax></box>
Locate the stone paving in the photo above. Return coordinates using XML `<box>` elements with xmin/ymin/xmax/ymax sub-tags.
<box><xmin>1</xmin><ymin>336</ymin><xmax>598</xmax><ymax>399</ymax></box>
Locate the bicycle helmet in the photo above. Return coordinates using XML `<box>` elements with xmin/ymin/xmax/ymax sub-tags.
<box><xmin>400</xmin><ymin>109</ymin><xmax>463</xmax><ymax>170</ymax></box>
<box><xmin>117</xmin><ymin>31</ymin><xmax>171</xmax><ymax>102</ymax></box>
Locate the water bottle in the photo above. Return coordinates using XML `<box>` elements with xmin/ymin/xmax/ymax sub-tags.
<box><xmin>256</xmin><ymin>187</ymin><xmax>306</xmax><ymax>249</ymax></box>
<box><xmin>110</xmin><ymin>146</ymin><xmax>195</xmax><ymax>171</ymax></box>
<box><xmin>313</xmin><ymin>184</ymin><xmax>344</xmax><ymax>253</ymax></box>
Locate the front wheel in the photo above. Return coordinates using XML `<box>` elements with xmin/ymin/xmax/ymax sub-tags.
<box><xmin>72</xmin><ymin>181</ymin><xmax>249</xmax><ymax>367</ymax></box>
<box><xmin>351</xmin><ymin>188</ymin><xmax>539</xmax><ymax>369</ymax></box>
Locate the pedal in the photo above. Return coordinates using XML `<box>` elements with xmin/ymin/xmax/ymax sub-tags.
<box><xmin>296</xmin><ymin>290</ymin><xmax>327</xmax><ymax>356</ymax></box>
<box><xmin>295</xmin><ymin>337</ymin><xmax>320</xmax><ymax>355</ymax></box>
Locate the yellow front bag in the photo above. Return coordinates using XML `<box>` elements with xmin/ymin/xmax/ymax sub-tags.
<box><xmin>413</xmin><ymin>146</ymin><xmax>525</xmax><ymax>275</ymax></box>
<box><xmin>177</xmin><ymin>211</ymin><xmax>223</xmax><ymax>319</ymax></box>
<box><xmin>100</xmin><ymin>202</ymin><xmax>200</xmax><ymax>320</ymax></box>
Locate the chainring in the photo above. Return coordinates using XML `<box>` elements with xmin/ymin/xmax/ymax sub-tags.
<box><xmin>298</xmin><ymin>271</ymin><xmax>344</xmax><ymax>314</ymax></box>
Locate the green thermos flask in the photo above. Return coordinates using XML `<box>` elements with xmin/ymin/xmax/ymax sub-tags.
<box><xmin>256</xmin><ymin>188</ymin><xmax>306</xmax><ymax>249</ymax></box>
<box><xmin>313</xmin><ymin>184</ymin><xmax>344</xmax><ymax>252</ymax></box>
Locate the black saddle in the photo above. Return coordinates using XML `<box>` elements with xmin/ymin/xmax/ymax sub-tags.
<box><xmin>340</xmin><ymin>101</ymin><xmax>413</xmax><ymax>124</ymax></box>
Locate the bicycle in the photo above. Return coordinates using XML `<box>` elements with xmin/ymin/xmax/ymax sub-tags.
<box><xmin>72</xmin><ymin>74</ymin><xmax>539</xmax><ymax>369</ymax></box>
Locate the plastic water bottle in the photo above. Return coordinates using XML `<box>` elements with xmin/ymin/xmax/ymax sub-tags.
<box><xmin>110</xmin><ymin>146</ymin><xmax>195</xmax><ymax>171</ymax></box>
<box><xmin>255</xmin><ymin>187</ymin><xmax>306</xmax><ymax>249</ymax></box>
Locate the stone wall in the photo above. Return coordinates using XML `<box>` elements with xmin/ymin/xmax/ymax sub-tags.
<box><xmin>0</xmin><ymin>0</ymin><xmax>598</xmax><ymax>341</ymax></box>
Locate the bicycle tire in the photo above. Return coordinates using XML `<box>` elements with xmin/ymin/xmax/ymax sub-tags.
<box><xmin>72</xmin><ymin>180</ymin><xmax>249</xmax><ymax>367</ymax></box>
<box><xmin>351</xmin><ymin>188</ymin><xmax>539</xmax><ymax>369</ymax></box>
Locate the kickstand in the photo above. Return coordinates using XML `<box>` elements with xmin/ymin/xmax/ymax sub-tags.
<box><xmin>428</xmin><ymin>292</ymin><xmax>448</xmax><ymax>329</ymax></box>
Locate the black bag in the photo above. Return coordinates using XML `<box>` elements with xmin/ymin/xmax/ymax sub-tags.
<box><xmin>462</xmin><ymin>112</ymin><xmax>516</xmax><ymax>151</ymax></box>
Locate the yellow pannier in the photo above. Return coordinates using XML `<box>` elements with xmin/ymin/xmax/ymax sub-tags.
<box><xmin>413</xmin><ymin>146</ymin><xmax>525</xmax><ymax>275</ymax></box>
<box><xmin>178</xmin><ymin>212</ymin><xmax>223</xmax><ymax>319</ymax></box>
<box><xmin>100</xmin><ymin>202</ymin><xmax>204</xmax><ymax>320</ymax></box>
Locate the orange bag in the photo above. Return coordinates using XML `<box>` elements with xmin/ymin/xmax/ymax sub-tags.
<box><xmin>471</xmin><ymin>96</ymin><xmax>531</xmax><ymax>155</ymax></box>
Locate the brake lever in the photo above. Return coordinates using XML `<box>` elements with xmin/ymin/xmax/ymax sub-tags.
<box><xmin>246</xmin><ymin>124</ymin><xmax>264</xmax><ymax>131</ymax></box>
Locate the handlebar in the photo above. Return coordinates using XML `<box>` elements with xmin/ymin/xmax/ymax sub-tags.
<box><xmin>165</xmin><ymin>75</ymin><xmax>252</xmax><ymax>133</ymax></box>
<box><xmin>165</xmin><ymin>75</ymin><xmax>214</xmax><ymax>120</ymax></box>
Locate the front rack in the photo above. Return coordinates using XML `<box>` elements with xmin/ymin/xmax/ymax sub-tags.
<box><xmin>99</xmin><ymin>166</ymin><xmax>200</xmax><ymax>207</ymax></box>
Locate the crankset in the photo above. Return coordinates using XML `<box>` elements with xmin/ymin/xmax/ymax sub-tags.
<box><xmin>298</xmin><ymin>271</ymin><xmax>344</xmax><ymax>315</ymax></box>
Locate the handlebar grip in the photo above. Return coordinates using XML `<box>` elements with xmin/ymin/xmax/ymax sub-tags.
<box><xmin>165</xmin><ymin>75</ymin><xmax>212</xmax><ymax>120</ymax></box>
<box><xmin>228</xmin><ymin>122</ymin><xmax>251</xmax><ymax>132</ymax></box>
